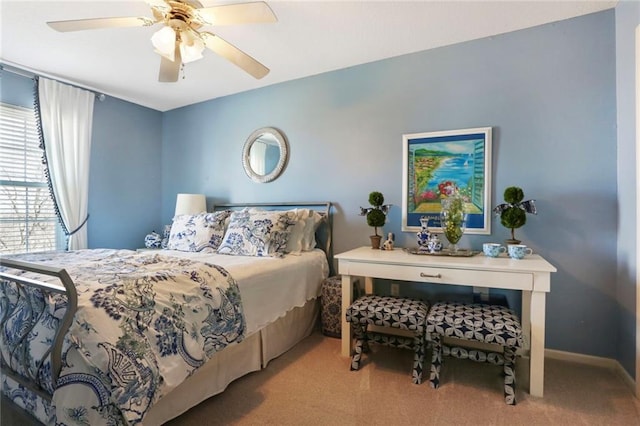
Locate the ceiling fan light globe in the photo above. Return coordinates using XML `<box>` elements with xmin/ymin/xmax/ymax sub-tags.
<box><xmin>180</xmin><ymin>28</ymin><xmax>198</xmax><ymax>46</ymax></box>
<box><xmin>154</xmin><ymin>48</ymin><xmax>175</xmax><ymax>62</ymax></box>
<box><xmin>151</xmin><ymin>26</ymin><xmax>176</xmax><ymax>59</ymax></box>
<box><xmin>180</xmin><ymin>37</ymin><xmax>205</xmax><ymax>63</ymax></box>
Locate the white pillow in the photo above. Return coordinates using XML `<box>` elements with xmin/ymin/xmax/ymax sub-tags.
<box><xmin>217</xmin><ymin>209</ymin><xmax>296</xmax><ymax>257</ymax></box>
<box><xmin>285</xmin><ymin>208</ymin><xmax>311</xmax><ymax>255</ymax></box>
<box><xmin>167</xmin><ymin>211</ymin><xmax>230</xmax><ymax>252</ymax></box>
<box><xmin>301</xmin><ymin>210</ymin><xmax>324</xmax><ymax>251</ymax></box>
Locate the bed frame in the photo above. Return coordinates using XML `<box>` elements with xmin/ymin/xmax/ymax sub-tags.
<box><xmin>0</xmin><ymin>201</ymin><xmax>333</xmax><ymax>419</ymax></box>
<box><xmin>0</xmin><ymin>259</ymin><xmax>77</xmax><ymax>403</ymax></box>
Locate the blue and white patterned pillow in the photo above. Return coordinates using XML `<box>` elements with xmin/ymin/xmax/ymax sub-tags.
<box><xmin>167</xmin><ymin>211</ymin><xmax>231</xmax><ymax>252</ymax></box>
<box><xmin>217</xmin><ymin>209</ymin><xmax>296</xmax><ymax>257</ymax></box>
<box><xmin>248</xmin><ymin>207</ymin><xmax>305</xmax><ymax>255</ymax></box>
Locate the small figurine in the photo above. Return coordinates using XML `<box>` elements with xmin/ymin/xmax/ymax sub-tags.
<box><xmin>427</xmin><ymin>233</ymin><xmax>443</xmax><ymax>253</ymax></box>
<box><xmin>382</xmin><ymin>232</ymin><xmax>395</xmax><ymax>251</ymax></box>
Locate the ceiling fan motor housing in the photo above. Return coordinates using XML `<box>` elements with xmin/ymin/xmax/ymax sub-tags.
<box><xmin>154</xmin><ymin>0</ymin><xmax>204</xmax><ymax>31</ymax></box>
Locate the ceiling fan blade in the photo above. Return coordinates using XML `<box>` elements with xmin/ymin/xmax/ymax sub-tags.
<box><xmin>195</xmin><ymin>2</ymin><xmax>277</xmax><ymax>26</ymax></box>
<box><xmin>201</xmin><ymin>32</ymin><xmax>269</xmax><ymax>79</ymax></box>
<box><xmin>159</xmin><ymin>43</ymin><xmax>182</xmax><ymax>83</ymax></box>
<box><xmin>47</xmin><ymin>16</ymin><xmax>156</xmax><ymax>32</ymax></box>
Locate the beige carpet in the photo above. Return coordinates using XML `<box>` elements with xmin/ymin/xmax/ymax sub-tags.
<box><xmin>166</xmin><ymin>331</ymin><xmax>640</xmax><ymax>425</ymax></box>
<box><xmin>3</xmin><ymin>331</ymin><xmax>640</xmax><ymax>425</ymax></box>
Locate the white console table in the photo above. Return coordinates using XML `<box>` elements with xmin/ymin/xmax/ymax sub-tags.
<box><xmin>335</xmin><ymin>246</ymin><xmax>557</xmax><ymax>397</ymax></box>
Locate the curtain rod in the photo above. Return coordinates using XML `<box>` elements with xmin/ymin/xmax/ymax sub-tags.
<box><xmin>0</xmin><ymin>62</ymin><xmax>106</xmax><ymax>101</ymax></box>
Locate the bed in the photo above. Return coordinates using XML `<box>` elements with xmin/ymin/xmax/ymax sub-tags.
<box><xmin>0</xmin><ymin>202</ymin><xmax>333</xmax><ymax>425</ymax></box>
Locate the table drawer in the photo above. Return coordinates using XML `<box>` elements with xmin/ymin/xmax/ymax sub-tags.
<box><xmin>341</xmin><ymin>262</ymin><xmax>533</xmax><ymax>291</ymax></box>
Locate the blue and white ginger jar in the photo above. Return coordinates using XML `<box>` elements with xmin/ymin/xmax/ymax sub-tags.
<box><xmin>144</xmin><ymin>231</ymin><xmax>162</xmax><ymax>248</ymax></box>
<box><xmin>416</xmin><ymin>216</ymin><xmax>431</xmax><ymax>250</ymax></box>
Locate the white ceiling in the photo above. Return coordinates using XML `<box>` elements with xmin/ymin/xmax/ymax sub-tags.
<box><xmin>1</xmin><ymin>1</ymin><xmax>618</xmax><ymax>112</ymax></box>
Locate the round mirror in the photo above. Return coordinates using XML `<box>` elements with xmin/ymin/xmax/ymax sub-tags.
<box><xmin>242</xmin><ymin>127</ymin><xmax>289</xmax><ymax>183</ymax></box>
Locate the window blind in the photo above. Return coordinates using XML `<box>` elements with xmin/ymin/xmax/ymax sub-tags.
<box><xmin>0</xmin><ymin>103</ymin><xmax>58</xmax><ymax>254</ymax></box>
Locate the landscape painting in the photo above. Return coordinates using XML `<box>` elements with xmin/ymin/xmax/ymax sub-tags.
<box><xmin>401</xmin><ymin>127</ymin><xmax>492</xmax><ymax>234</ymax></box>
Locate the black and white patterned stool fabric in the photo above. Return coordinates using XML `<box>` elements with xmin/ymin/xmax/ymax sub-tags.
<box><xmin>346</xmin><ymin>295</ymin><xmax>429</xmax><ymax>384</ymax></box>
<box><xmin>426</xmin><ymin>301</ymin><xmax>524</xmax><ymax>404</ymax></box>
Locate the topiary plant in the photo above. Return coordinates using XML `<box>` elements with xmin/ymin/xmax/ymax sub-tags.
<box><xmin>493</xmin><ymin>186</ymin><xmax>537</xmax><ymax>243</ymax></box>
<box><xmin>359</xmin><ymin>191</ymin><xmax>392</xmax><ymax>248</ymax></box>
<box><xmin>366</xmin><ymin>192</ymin><xmax>386</xmax><ymax>236</ymax></box>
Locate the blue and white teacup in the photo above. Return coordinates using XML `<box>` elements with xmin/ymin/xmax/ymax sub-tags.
<box><xmin>508</xmin><ymin>244</ymin><xmax>533</xmax><ymax>259</ymax></box>
<box><xmin>483</xmin><ymin>243</ymin><xmax>506</xmax><ymax>258</ymax></box>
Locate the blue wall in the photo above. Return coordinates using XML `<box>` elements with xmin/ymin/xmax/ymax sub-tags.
<box><xmin>89</xmin><ymin>97</ymin><xmax>163</xmax><ymax>249</ymax></box>
<box><xmin>162</xmin><ymin>11</ymin><xmax>621</xmax><ymax>367</ymax></box>
<box><xmin>0</xmin><ymin>71</ymin><xmax>163</xmax><ymax>250</ymax></box>
<box><xmin>615</xmin><ymin>0</ymin><xmax>639</xmax><ymax>379</ymax></box>
<box><xmin>0</xmin><ymin>71</ymin><xmax>34</xmax><ymax>107</ymax></box>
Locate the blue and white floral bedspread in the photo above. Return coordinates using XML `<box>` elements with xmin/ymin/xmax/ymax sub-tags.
<box><xmin>0</xmin><ymin>249</ymin><xmax>246</xmax><ymax>425</ymax></box>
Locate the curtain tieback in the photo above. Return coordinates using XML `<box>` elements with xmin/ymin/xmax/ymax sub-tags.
<box><xmin>66</xmin><ymin>214</ymin><xmax>90</xmax><ymax>236</ymax></box>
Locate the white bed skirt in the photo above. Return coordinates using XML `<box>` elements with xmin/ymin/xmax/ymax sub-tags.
<box><xmin>142</xmin><ymin>298</ymin><xmax>320</xmax><ymax>425</ymax></box>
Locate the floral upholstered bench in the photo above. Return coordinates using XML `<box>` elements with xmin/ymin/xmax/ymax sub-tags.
<box><xmin>345</xmin><ymin>295</ymin><xmax>429</xmax><ymax>384</ymax></box>
<box><xmin>426</xmin><ymin>301</ymin><xmax>524</xmax><ymax>404</ymax></box>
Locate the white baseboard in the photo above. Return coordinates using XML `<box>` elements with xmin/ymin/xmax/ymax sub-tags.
<box><xmin>545</xmin><ymin>348</ymin><xmax>636</xmax><ymax>396</ymax></box>
<box><xmin>616</xmin><ymin>362</ymin><xmax>637</xmax><ymax>396</ymax></box>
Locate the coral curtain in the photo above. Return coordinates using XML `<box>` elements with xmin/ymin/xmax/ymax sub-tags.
<box><xmin>36</xmin><ymin>77</ymin><xmax>94</xmax><ymax>250</ymax></box>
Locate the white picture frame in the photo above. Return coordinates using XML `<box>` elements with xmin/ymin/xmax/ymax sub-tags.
<box><xmin>401</xmin><ymin>127</ymin><xmax>492</xmax><ymax>235</ymax></box>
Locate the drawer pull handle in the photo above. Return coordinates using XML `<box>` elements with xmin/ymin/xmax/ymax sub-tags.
<box><xmin>420</xmin><ymin>272</ymin><xmax>441</xmax><ymax>279</ymax></box>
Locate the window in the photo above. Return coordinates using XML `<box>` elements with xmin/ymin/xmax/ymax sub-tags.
<box><xmin>0</xmin><ymin>102</ymin><xmax>60</xmax><ymax>254</ymax></box>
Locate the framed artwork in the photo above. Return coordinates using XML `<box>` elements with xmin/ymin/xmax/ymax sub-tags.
<box><xmin>401</xmin><ymin>127</ymin><xmax>492</xmax><ymax>234</ymax></box>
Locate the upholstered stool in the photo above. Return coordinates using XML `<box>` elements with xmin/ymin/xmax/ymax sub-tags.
<box><xmin>320</xmin><ymin>276</ymin><xmax>343</xmax><ymax>338</ymax></box>
<box><xmin>427</xmin><ymin>301</ymin><xmax>524</xmax><ymax>405</ymax></box>
<box><xmin>345</xmin><ymin>295</ymin><xmax>429</xmax><ymax>384</ymax></box>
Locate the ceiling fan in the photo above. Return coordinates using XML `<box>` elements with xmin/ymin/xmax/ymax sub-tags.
<box><xmin>47</xmin><ymin>0</ymin><xmax>277</xmax><ymax>82</ymax></box>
